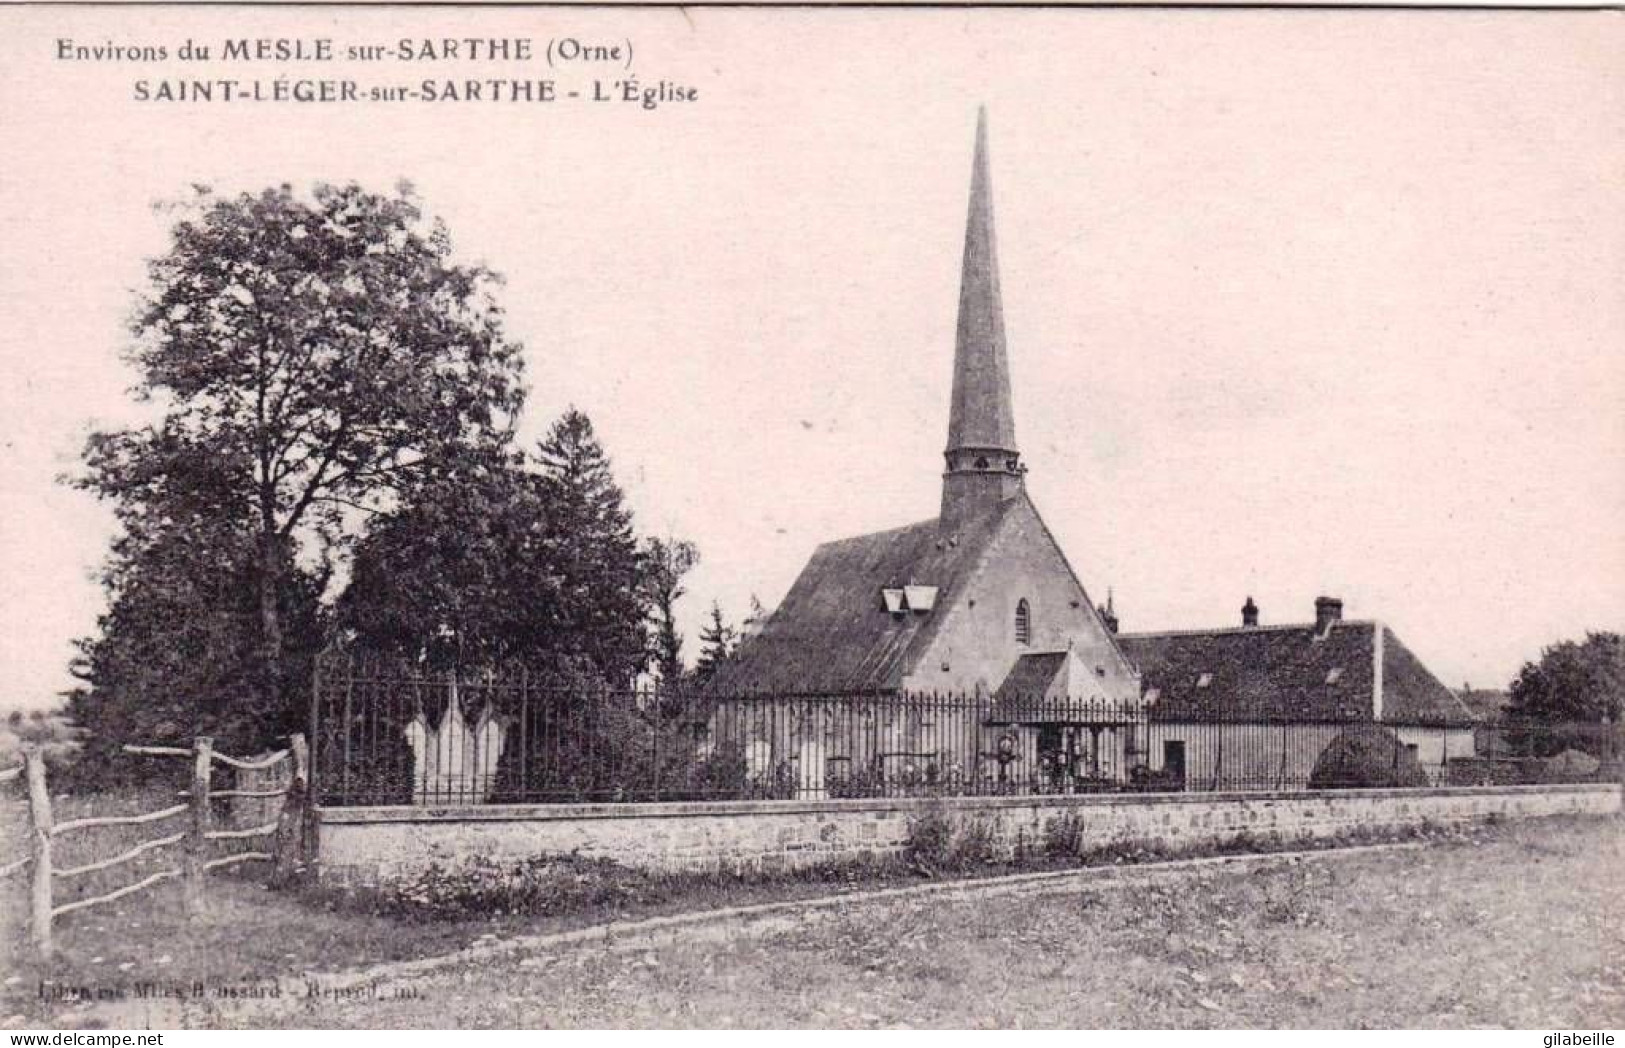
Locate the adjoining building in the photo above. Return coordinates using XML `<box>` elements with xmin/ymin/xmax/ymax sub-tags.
<box><xmin>1118</xmin><ymin>596</ymin><xmax>1480</xmax><ymax>789</ymax></box>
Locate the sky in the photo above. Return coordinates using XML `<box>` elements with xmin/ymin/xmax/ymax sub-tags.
<box><xmin>1</xmin><ymin>7</ymin><xmax>1621</xmax><ymax>712</ymax></box>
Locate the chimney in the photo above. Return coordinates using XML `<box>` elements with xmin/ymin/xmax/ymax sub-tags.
<box><xmin>1241</xmin><ymin>596</ymin><xmax>1259</xmax><ymax>628</ymax></box>
<box><xmin>1314</xmin><ymin>596</ymin><xmax>1343</xmax><ymax>636</ymax></box>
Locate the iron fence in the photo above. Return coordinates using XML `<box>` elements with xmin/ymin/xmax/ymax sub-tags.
<box><xmin>310</xmin><ymin>651</ymin><xmax>1621</xmax><ymax>806</ymax></box>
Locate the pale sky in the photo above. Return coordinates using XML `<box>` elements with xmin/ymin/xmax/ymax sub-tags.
<box><xmin>1</xmin><ymin>7</ymin><xmax>1621</xmax><ymax>712</ymax></box>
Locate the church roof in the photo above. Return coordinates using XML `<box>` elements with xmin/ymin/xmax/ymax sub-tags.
<box><xmin>984</xmin><ymin>651</ymin><xmax>1141</xmax><ymax>725</ymax></box>
<box><xmin>993</xmin><ymin>651</ymin><xmax>1070</xmax><ymax>701</ymax></box>
<box><xmin>1117</xmin><ymin>622</ymin><xmax>1477</xmax><ymax>726</ymax></box>
<box><xmin>706</xmin><ymin>497</ymin><xmax>1018</xmax><ymax>694</ymax></box>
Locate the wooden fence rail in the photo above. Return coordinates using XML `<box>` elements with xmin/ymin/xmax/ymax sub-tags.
<box><xmin>1</xmin><ymin>734</ymin><xmax>309</xmax><ymax>956</ymax></box>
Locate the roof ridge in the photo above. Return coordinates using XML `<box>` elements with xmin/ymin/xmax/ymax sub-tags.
<box><xmin>1119</xmin><ymin>620</ymin><xmax>1375</xmax><ymax>640</ymax></box>
<box><xmin>815</xmin><ymin>515</ymin><xmax>940</xmax><ymax>551</ymax></box>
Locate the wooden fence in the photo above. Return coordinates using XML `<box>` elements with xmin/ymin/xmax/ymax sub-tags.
<box><xmin>0</xmin><ymin>734</ymin><xmax>310</xmax><ymax>956</ymax></box>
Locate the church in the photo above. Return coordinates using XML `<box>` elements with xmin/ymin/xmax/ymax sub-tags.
<box><xmin>705</xmin><ymin>110</ymin><xmax>1474</xmax><ymax>793</ymax></box>
<box><xmin>707</xmin><ymin>111</ymin><xmax>1146</xmax><ymax>785</ymax></box>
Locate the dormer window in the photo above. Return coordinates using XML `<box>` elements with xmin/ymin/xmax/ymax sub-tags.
<box><xmin>904</xmin><ymin>585</ymin><xmax>938</xmax><ymax>613</ymax></box>
<box><xmin>1325</xmin><ymin>667</ymin><xmax>1343</xmax><ymax>684</ymax></box>
<box><xmin>1015</xmin><ymin>598</ymin><xmax>1031</xmax><ymax>645</ymax></box>
<box><xmin>1196</xmin><ymin>672</ymin><xmax>1213</xmax><ymax>689</ymax></box>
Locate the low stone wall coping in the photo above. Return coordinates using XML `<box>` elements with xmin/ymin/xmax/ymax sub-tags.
<box><xmin>315</xmin><ymin>782</ymin><xmax>1621</xmax><ymax>826</ymax></box>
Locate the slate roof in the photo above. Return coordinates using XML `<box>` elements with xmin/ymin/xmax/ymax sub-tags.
<box><xmin>985</xmin><ymin>651</ymin><xmax>1142</xmax><ymax>725</ymax></box>
<box><xmin>1117</xmin><ymin>622</ymin><xmax>1477</xmax><ymax>726</ymax></box>
<box><xmin>992</xmin><ymin>652</ymin><xmax>1069</xmax><ymax>701</ymax></box>
<box><xmin>1380</xmin><ymin>631</ymin><xmax>1480</xmax><ymax>723</ymax></box>
<box><xmin>706</xmin><ymin>498</ymin><xmax>1018</xmax><ymax>694</ymax></box>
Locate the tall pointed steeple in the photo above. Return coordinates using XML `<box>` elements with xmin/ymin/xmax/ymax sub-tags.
<box><xmin>941</xmin><ymin>107</ymin><xmax>1024</xmax><ymax>532</ymax></box>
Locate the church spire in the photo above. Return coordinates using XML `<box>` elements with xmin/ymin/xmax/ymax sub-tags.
<box><xmin>941</xmin><ymin>107</ymin><xmax>1024</xmax><ymax>532</ymax></box>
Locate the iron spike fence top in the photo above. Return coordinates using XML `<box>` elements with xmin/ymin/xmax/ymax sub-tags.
<box><xmin>311</xmin><ymin>650</ymin><xmax>1619</xmax><ymax>805</ymax></box>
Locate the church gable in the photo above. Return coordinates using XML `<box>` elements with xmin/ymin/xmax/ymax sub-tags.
<box><xmin>901</xmin><ymin>493</ymin><xmax>1139</xmax><ymax>700</ymax></box>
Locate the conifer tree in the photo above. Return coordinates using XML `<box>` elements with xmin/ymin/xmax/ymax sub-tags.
<box><xmin>534</xmin><ymin>409</ymin><xmax>647</xmax><ymax>685</ymax></box>
<box><xmin>693</xmin><ymin>601</ymin><xmax>740</xmax><ymax>685</ymax></box>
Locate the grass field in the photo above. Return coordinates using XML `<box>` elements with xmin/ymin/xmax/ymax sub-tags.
<box><xmin>4</xmin><ymin>812</ymin><xmax>1619</xmax><ymax>1029</ymax></box>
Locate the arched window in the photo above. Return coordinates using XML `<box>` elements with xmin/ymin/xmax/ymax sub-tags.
<box><xmin>1015</xmin><ymin>598</ymin><xmax>1031</xmax><ymax>645</ymax></box>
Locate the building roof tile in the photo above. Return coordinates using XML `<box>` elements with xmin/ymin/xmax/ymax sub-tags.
<box><xmin>1118</xmin><ymin>621</ymin><xmax>1476</xmax><ymax>726</ymax></box>
<box><xmin>706</xmin><ymin>498</ymin><xmax>1016</xmax><ymax>694</ymax></box>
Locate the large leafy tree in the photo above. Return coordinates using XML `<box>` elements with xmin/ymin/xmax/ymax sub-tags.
<box><xmin>1508</xmin><ymin>632</ymin><xmax>1623</xmax><ymax>723</ymax></box>
<box><xmin>70</xmin><ymin>182</ymin><xmax>525</xmax><ymax>760</ymax></box>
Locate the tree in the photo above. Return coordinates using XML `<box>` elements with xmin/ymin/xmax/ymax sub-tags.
<box><xmin>534</xmin><ymin>410</ymin><xmax>647</xmax><ymax>685</ymax></box>
<box><xmin>692</xmin><ymin>601</ymin><xmax>740</xmax><ymax>685</ymax></box>
<box><xmin>642</xmin><ymin>536</ymin><xmax>699</xmax><ymax>688</ymax></box>
<box><xmin>71</xmin><ymin>182</ymin><xmax>524</xmax><ymax>757</ymax></box>
<box><xmin>741</xmin><ymin>593</ymin><xmax>767</xmax><ymax>641</ymax></box>
<box><xmin>1506</xmin><ymin>632</ymin><xmax>1623</xmax><ymax>758</ymax></box>
<box><xmin>338</xmin><ymin>408</ymin><xmax>651</xmax><ymax>685</ymax></box>
<box><xmin>1</xmin><ymin>710</ymin><xmax>84</xmax><ymax>773</ymax></box>
<box><xmin>65</xmin><ymin>425</ymin><xmax>329</xmax><ymax>781</ymax></box>
<box><xmin>337</xmin><ymin>444</ymin><xmax>549</xmax><ymax>670</ymax></box>
<box><xmin>1508</xmin><ymin>632</ymin><xmax>1624</xmax><ymax>723</ymax></box>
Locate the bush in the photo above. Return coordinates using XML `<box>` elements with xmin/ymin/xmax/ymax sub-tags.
<box><xmin>379</xmin><ymin>850</ymin><xmax>668</xmax><ymax>919</ymax></box>
<box><xmin>904</xmin><ymin>804</ymin><xmax>955</xmax><ymax>869</ymax></box>
<box><xmin>1308</xmin><ymin>724</ymin><xmax>1428</xmax><ymax>789</ymax></box>
<box><xmin>1445</xmin><ymin>757</ymin><xmax>1537</xmax><ymax>787</ymax></box>
<box><xmin>952</xmin><ymin>816</ymin><xmax>1000</xmax><ymax>867</ymax></box>
<box><xmin>1127</xmin><ymin>764</ymin><xmax>1185</xmax><ymax>793</ymax></box>
<box><xmin>1043</xmin><ymin>810</ymin><xmax>1089</xmax><ymax>858</ymax></box>
<box><xmin>904</xmin><ymin>804</ymin><xmax>1002</xmax><ymax>872</ymax></box>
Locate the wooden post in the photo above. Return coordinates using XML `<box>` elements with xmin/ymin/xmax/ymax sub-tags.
<box><xmin>291</xmin><ymin>733</ymin><xmax>310</xmax><ymax>797</ymax></box>
<box><xmin>274</xmin><ymin>734</ymin><xmax>311</xmax><ymax>885</ymax></box>
<box><xmin>24</xmin><ymin>747</ymin><xmax>54</xmax><ymax>956</ymax></box>
<box><xmin>185</xmin><ymin>736</ymin><xmax>213</xmax><ymax>916</ymax></box>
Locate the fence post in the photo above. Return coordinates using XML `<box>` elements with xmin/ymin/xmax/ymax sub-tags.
<box><xmin>308</xmin><ymin>651</ymin><xmax>323</xmax><ymax>807</ymax></box>
<box><xmin>651</xmin><ymin>688</ymin><xmax>662</xmax><ymax>802</ymax></box>
<box><xmin>291</xmin><ymin>733</ymin><xmax>310</xmax><ymax>802</ymax></box>
<box><xmin>275</xmin><ymin>734</ymin><xmax>311</xmax><ymax>885</ymax></box>
<box><xmin>24</xmin><ymin>747</ymin><xmax>54</xmax><ymax>957</ymax></box>
<box><xmin>185</xmin><ymin>736</ymin><xmax>213</xmax><ymax>915</ymax></box>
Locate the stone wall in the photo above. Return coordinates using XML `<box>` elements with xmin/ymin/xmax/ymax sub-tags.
<box><xmin>314</xmin><ymin>783</ymin><xmax>1620</xmax><ymax>887</ymax></box>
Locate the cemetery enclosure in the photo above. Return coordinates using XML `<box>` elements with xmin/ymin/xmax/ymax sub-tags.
<box><xmin>310</xmin><ymin>653</ymin><xmax>1615</xmax><ymax>806</ymax></box>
